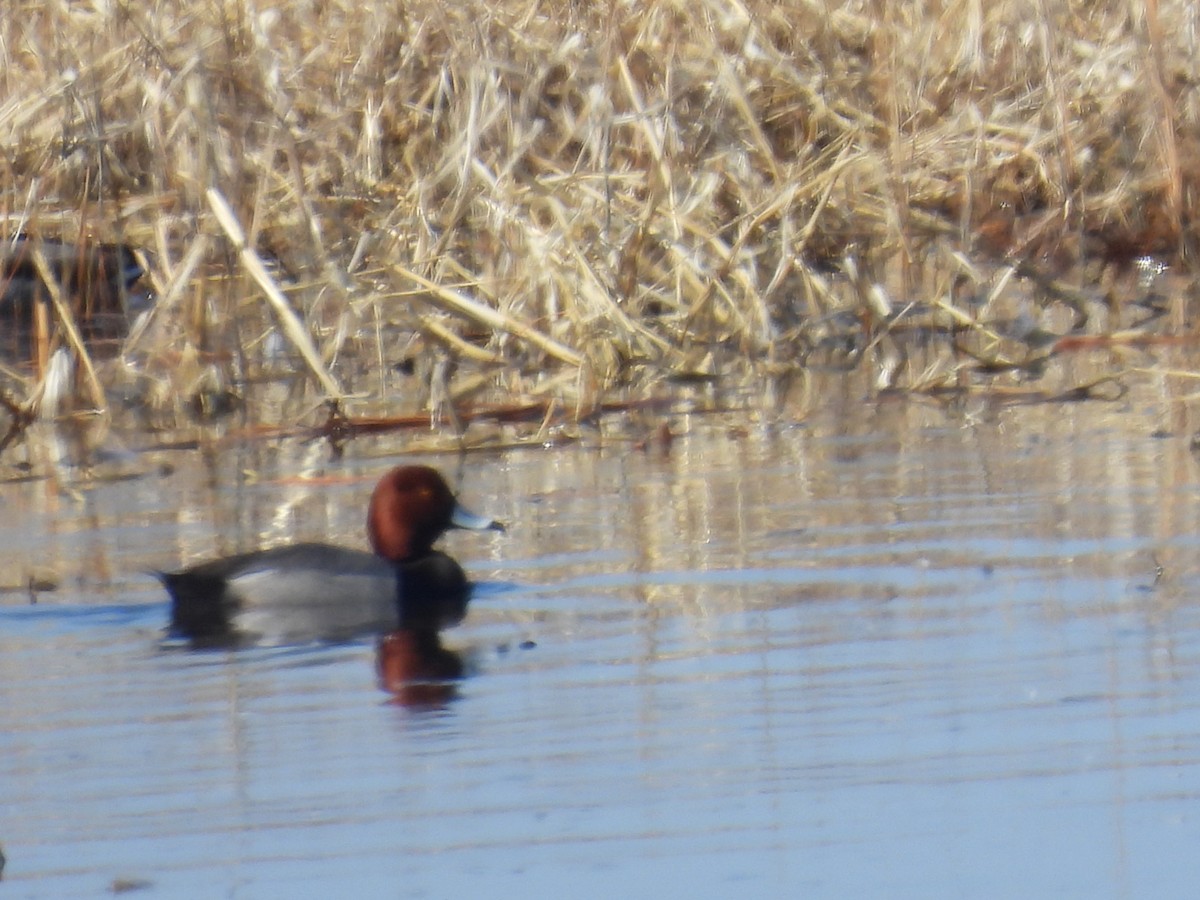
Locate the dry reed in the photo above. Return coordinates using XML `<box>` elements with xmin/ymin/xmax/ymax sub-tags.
<box><xmin>2</xmin><ymin>0</ymin><xmax>1198</xmax><ymax>433</ymax></box>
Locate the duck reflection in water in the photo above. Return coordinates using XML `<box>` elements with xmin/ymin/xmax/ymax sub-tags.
<box><xmin>376</xmin><ymin>629</ymin><xmax>465</xmax><ymax>707</ymax></box>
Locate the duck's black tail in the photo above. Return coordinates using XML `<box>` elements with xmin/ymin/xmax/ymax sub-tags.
<box><xmin>154</xmin><ymin>570</ymin><xmax>240</xmax><ymax>648</ymax></box>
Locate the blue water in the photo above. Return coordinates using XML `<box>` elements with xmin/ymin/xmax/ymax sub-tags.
<box><xmin>3</xmin><ymin>393</ymin><xmax>1200</xmax><ymax>898</ymax></box>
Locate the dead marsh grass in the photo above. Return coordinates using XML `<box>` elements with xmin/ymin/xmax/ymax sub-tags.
<box><xmin>2</xmin><ymin>0</ymin><xmax>1200</xmax><ymax>442</ymax></box>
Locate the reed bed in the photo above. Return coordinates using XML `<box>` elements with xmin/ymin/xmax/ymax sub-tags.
<box><xmin>2</xmin><ymin>0</ymin><xmax>1198</xmax><ymax>439</ymax></box>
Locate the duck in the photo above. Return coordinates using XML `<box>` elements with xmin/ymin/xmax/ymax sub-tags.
<box><xmin>0</xmin><ymin>236</ymin><xmax>151</xmax><ymax>352</ymax></box>
<box><xmin>158</xmin><ymin>465</ymin><xmax>504</xmax><ymax>647</ymax></box>
<box><xmin>2</xmin><ymin>237</ymin><xmax>148</xmax><ymax>311</ymax></box>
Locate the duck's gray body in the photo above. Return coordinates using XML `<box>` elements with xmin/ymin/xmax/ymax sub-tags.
<box><xmin>160</xmin><ymin>542</ymin><xmax>471</xmax><ymax>648</ymax></box>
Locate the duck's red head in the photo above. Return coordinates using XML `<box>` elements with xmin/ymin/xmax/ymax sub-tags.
<box><xmin>366</xmin><ymin>465</ymin><xmax>503</xmax><ymax>562</ymax></box>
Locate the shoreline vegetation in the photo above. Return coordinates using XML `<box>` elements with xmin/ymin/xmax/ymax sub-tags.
<box><xmin>2</xmin><ymin>0</ymin><xmax>1198</xmax><ymax>450</ymax></box>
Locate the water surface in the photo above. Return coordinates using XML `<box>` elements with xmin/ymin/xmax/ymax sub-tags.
<box><xmin>3</xmin><ymin>384</ymin><xmax>1200</xmax><ymax>898</ymax></box>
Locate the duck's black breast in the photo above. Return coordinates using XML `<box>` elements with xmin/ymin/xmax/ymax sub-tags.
<box><xmin>395</xmin><ymin>551</ymin><xmax>473</xmax><ymax>631</ymax></box>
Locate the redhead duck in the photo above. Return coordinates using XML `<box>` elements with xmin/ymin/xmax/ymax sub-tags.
<box><xmin>159</xmin><ymin>465</ymin><xmax>504</xmax><ymax>647</ymax></box>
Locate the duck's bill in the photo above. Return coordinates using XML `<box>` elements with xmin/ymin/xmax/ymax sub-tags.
<box><xmin>451</xmin><ymin>503</ymin><xmax>506</xmax><ymax>533</ymax></box>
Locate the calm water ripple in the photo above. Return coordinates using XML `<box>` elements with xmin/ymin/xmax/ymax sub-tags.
<box><xmin>3</xmin><ymin>389</ymin><xmax>1200</xmax><ymax>897</ymax></box>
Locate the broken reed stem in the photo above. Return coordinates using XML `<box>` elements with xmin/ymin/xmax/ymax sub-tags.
<box><xmin>1034</xmin><ymin>0</ymin><xmax>1079</xmax><ymax>193</ymax></box>
<box><xmin>1143</xmin><ymin>0</ymin><xmax>1181</xmax><ymax>235</ymax></box>
<box><xmin>206</xmin><ymin>187</ymin><xmax>344</xmax><ymax>399</ymax></box>
<box><xmin>391</xmin><ymin>264</ymin><xmax>584</xmax><ymax>368</ymax></box>
<box><xmin>30</xmin><ymin>247</ymin><xmax>106</xmax><ymax>412</ymax></box>
<box><xmin>420</xmin><ymin>315</ymin><xmax>505</xmax><ymax>364</ymax></box>
<box><xmin>124</xmin><ymin>233</ymin><xmax>211</xmax><ymax>355</ymax></box>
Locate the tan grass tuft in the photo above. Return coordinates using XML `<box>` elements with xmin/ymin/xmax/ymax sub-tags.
<box><xmin>1</xmin><ymin>0</ymin><xmax>1196</xmax><ymax>432</ymax></box>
